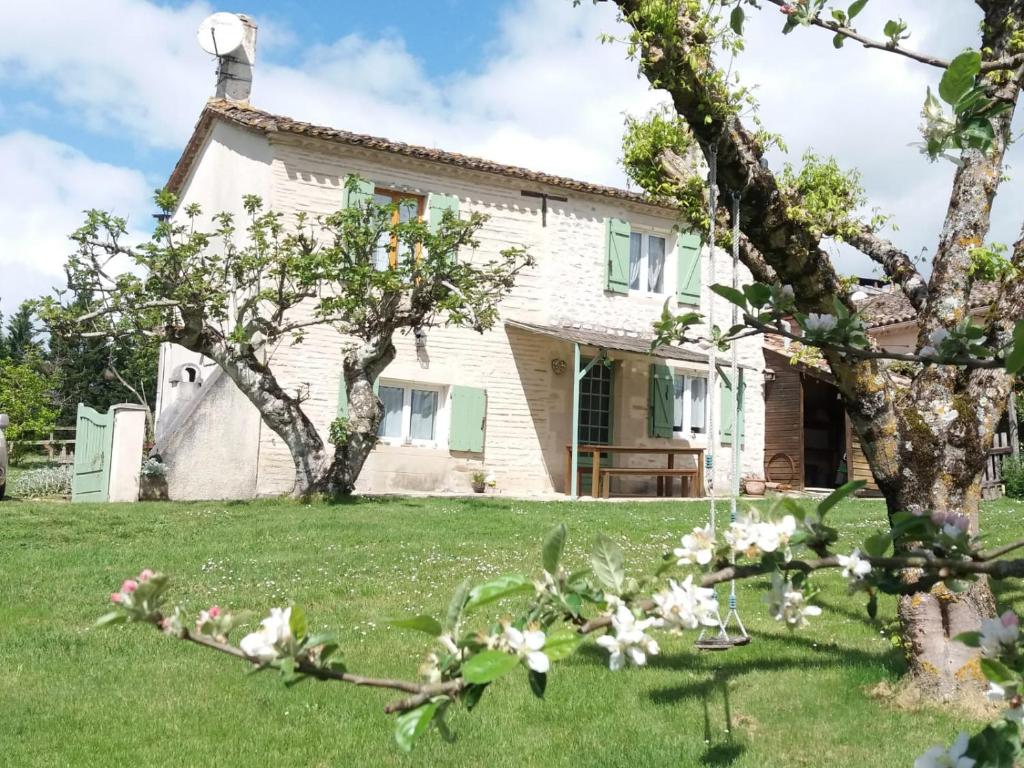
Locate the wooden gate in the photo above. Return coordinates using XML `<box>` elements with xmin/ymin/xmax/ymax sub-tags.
<box><xmin>72</xmin><ymin>404</ymin><xmax>114</xmax><ymax>503</ymax></box>
<box><xmin>983</xmin><ymin>431</ymin><xmax>1013</xmax><ymax>500</ymax></box>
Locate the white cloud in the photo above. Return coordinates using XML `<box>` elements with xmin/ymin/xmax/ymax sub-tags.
<box><xmin>0</xmin><ymin>131</ymin><xmax>152</xmax><ymax>309</ymax></box>
<box><xmin>0</xmin><ymin>0</ymin><xmax>1020</xmax><ymax>308</ymax></box>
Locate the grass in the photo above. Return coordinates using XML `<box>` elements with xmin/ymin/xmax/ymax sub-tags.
<box><xmin>3</xmin><ymin>495</ymin><xmax>1024</xmax><ymax>767</ymax></box>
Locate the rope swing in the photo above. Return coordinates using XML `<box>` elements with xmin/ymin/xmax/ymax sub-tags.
<box><xmin>695</xmin><ymin>149</ymin><xmax>750</xmax><ymax>651</ymax></box>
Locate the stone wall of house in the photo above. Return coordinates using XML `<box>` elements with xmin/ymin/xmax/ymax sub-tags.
<box><xmin>156</xmin><ymin>124</ymin><xmax>765</xmax><ymax>498</ymax></box>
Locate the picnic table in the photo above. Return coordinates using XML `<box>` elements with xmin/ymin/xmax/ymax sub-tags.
<box><xmin>564</xmin><ymin>444</ymin><xmax>705</xmax><ymax>498</ymax></box>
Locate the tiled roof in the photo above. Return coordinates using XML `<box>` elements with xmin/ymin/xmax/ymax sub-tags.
<box><xmin>856</xmin><ymin>283</ymin><xmax>998</xmax><ymax>327</ymax></box>
<box><xmin>167</xmin><ymin>100</ymin><xmax>671</xmax><ymax>209</ymax></box>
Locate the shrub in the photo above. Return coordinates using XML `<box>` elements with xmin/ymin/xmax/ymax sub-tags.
<box><xmin>140</xmin><ymin>458</ymin><xmax>167</xmax><ymax>478</ymax></box>
<box><xmin>11</xmin><ymin>465</ymin><xmax>73</xmax><ymax>498</ymax></box>
<box><xmin>1004</xmin><ymin>456</ymin><xmax>1024</xmax><ymax>499</ymax></box>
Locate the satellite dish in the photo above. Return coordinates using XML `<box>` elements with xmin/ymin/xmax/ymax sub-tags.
<box><xmin>197</xmin><ymin>12</ymin><xmax>246</xmax><ymax>57</ymax></box>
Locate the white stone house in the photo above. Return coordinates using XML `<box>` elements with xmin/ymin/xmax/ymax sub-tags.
<box><xmin>153</xmin><ymin>99</ymin><xmax>766</xmax><ymax>499</ymax></box>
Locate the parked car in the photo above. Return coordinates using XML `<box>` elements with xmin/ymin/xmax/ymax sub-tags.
<box><xmin>0</xmin><ymin>414</ymin><xmax>8</xmax><ymax>500</ymax></box>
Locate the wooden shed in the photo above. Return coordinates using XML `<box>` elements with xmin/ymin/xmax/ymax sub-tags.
<box><xmin>762</xmin><ymin>348</ymin><xmax>879</xmax><ymax>493</ymax></box>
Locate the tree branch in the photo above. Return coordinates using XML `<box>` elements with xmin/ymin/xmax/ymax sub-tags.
<box><xmin>760</xmin><ymin>0</ymin><xmax>1024</xmax><ymax>72</ymax></box>
<box><xmin>844</xmin><ymin>226</ymin><xmax>927</xmax><ymax>311</ymax></box>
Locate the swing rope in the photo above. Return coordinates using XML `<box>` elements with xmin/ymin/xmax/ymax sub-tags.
<box><xmin>696</xmin><ymin>148</ymin><xmax>749</xmax><ymax>650</ymax></box>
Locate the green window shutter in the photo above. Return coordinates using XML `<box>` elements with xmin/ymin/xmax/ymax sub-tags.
<box><xmin>342</xmin><ymin>174</ymin><xmax>374</xmax><ymax>209</ymax></box>
<box><xmin>449</xmin><ymin>385</ymin><xmax>487</xmax><ymax>452</ymax></box>
<box><xmin>427</xmin><ymin>193</ymin><xmax>460</xmax><ymax>233</ymax></box>
<box><xmin>719</xmin><ymin>371</ymin><xmax>745</xmax><ymax>446</ymax></box>
<box><xmin>648</xmin><ymin>364</ymin><xmax>674</xmax><ymax>439</ymax></box>
<box><xmin>676</xmin><ymin>231</ymin><xmax>702</xmax><ymax>305</ymax></box>
<box><xmin>605</xmin><ymin>217</ymin><xmax>631</xmax><ymax>294</ymax></box>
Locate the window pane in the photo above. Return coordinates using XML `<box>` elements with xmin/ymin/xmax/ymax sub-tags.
<box><xmin>690</xmin><ymin>377</ymin><xmax>707</xmax><ymax>433</ymax></box>
<box><xmin>629</xmin><ymin>232</ymin><xmax>642</xmax><ymax>290</ymax></box>
<box><xmin>673</xmin><ymin>377</ymin><xmax>685</xmax><ymax>432</ymax></box>
<box><xmin>378</xmin><ymin>386</ymin><xmax>404</xmax><ymax>438</ymax></box>
<box><xmin>410</xmin><ymin>389</ymin><xmax>437</xmax><ymax>441</ymax></box>
<box><xmin>648</xmin><ymin>235</ymin><xmax>665</xmax><ymax>293</ymax></box>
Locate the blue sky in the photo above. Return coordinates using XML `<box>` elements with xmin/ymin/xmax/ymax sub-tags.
<box><xmin>1</xmin><ymin>1</ymin><xmax>1021</xmax><ymax>316</ymax></box>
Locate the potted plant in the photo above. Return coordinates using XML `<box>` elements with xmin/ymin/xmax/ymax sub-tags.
<box><xmin>139</xmin><ymin>457</ymin><xmax>169</xmax><ymax>501</ymax></box>
<box><xmin>743</xmin><ymin>475</ymin><xmax>766</xmax><ymax>496</ymax></box>
<box><xmin>470</xmin><ymin>471</ymin><xmax>487</xmax><ymax>493</ymax></box>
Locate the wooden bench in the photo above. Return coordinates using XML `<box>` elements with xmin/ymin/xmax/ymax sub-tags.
<box><xmin>598</xmin><ymin>467</ymin><xmax>699</xmax><ymax>498</ymax></box>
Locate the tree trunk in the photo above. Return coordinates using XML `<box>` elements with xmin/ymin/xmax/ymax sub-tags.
<box><xmin>318</xmin><ymin>342</ymin><xmax>396</xmax><ymax>497</ymax></box>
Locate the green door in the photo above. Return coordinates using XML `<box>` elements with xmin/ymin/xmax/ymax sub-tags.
<box><xmin>72</xmin><ymin>404</ymin><xmax>114</xmax><ymax>503</ymax></box>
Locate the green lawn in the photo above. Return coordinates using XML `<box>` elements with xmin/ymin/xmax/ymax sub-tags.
<box><xmin>3</xmin><ymin>495</ymin><xmax>1023</xmax><ymax>767</ymax></box>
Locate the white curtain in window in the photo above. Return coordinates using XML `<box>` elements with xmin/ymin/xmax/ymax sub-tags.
<box><xmin>690</xmin><ymin>377</ymin><xmax>707</xmax><ymax>433</ymax></box>
<box><xmin>378</xmin><ymin>386</ymin><xmax>404</xmax><ymax>437</ymax></box>
<box><xmin>629</xmin><ymin>232</ymin><xmax>642</xmax><ymax>290</ymax></box>
<box><xmin>648</xmin><ymin>235</ymin><xmax>665</xmax><ymax>293</ymax></box>
<box><xmin>410</xmin><ymin>389</ymin><xmax>437</xmax><ymax>441</ymax></box>
<box><xmin>673</xmin><ymin>376</ymin><xmax>685</xmax><ymax>432</ymax></box>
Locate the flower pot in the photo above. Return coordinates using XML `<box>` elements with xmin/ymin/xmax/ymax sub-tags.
<box><xmin>744</xmin><ymin>479</ymin><xmax>766</xmax><ymax>496</ymax></box>
<box><xmin>471</xmin><ymin>481</ymin><xmax>486</xmax><ymax>494</ymax></box>
<box><xmin>140</xmin><ymin>475</ymin><xmax>169</xmax><ymax>501</ymax></box>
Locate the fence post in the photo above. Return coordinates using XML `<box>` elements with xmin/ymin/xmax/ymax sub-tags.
<box><xmin>1010</xmin><ymin>392</ymin><xmax>1020</xmax><ymax>459</ymax></box>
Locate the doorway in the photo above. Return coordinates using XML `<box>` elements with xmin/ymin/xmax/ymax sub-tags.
<box><xmin>802</xmin><ymin>376</ymin><xmax>846</xmax><ymax>489</ymax></box>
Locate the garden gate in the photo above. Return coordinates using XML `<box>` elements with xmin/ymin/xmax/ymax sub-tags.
<box><xmin>72</xmin><ymin>404</ymin><xmax>114</xmax><ymax>502</ymax></box>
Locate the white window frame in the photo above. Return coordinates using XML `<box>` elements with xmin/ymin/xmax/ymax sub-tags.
<box><xmin>377</xmin><ymin>380</ymin><xmax>448</xmax><ymax>448</ymax></box>
<box><xmin>672</xmin><ymin>373</ymin><xmax>708</xmax><ymax>437</ymax></box>
<box><xmin>628</xmin><ymin>230</ymin><xmax>668</xmax><ymax>296</ymax></box>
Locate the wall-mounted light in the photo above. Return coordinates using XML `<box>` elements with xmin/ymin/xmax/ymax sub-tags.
<box><xmin>551</xmin><ymin>358</ymin><xmax>567</xmax><ymax>375</ymax></box>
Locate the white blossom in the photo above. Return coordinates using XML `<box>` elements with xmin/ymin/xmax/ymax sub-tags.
<box><xmin>652</xmin><ymin>576</ymin><xmax>720</xmax><ymax>632</ymax></box>
<box><xmin>804</xmin><ymin>313</ymin><xmax>837</xmax><ymax>334</ymax></box>
<box><xmin>836</xmin><ymin>549</ymin><xmax>872</xmax><ymax>584</ymax></box>
<box><xmin>725</xmin><ymin>512</ymin><xmax>796</xmax><ymax>559</ymax></box>
<box><xmin>780</xmin><ymin>284</ymin><xmax>795</xmax><ymax>302</ymax></box>
<box><xmin>501</xmin><ymin>624</ymin><xmax>550</xmax><ymax>673</ymax></box>
<box><xmin>674</xmin><ymin>524</ymin><xmax>716</xmax><ymax>566</ymax></box>
<box><xmin>764</xmin><ymin>573</ymin><xmax>821</xmax><ymax>629</ymax></box>
<box><xmin>913</xmin><ymin>732</ymin><xmax>975</xmax><ymax>768</ymax></box>
<box><xmin>979</xmin><ymin>611</ymin><xmax>1019</xmax><ymax>657</ymax></box>
<box><xmin>239</xmin><ymin>607</ymin><xmax>294</xmax><ymax>662</ymax></box>
<box><xmin>595</xmin><ymin>603</ymin><xmax>660</xmax><ymax>671</ymax></box>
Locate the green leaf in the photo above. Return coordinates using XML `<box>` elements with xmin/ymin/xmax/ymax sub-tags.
<box><xmin>847</xmin><ymin>0</ymin><xmax>868</xmax><ymax>20</ymax></box>
<box><xmin>590</xmin><ymin>533</ymin><xmax>626</xmax><ymax>595</ymax></box>
<box><xmin>742</xmin><ymin>282</ymin><xmax>773</xmax><ymax>309</ymax></box>
<box><xmin>394</xmin><ymin>701</ymin><xmax>439</xmax><ymax>753</ymax></box>
<box><xmin>387</xmin><ymin>615</ymin><xmax>443</xmax><ymax>637</ymax></box>
<box><xmin>954</xmin><ymin>631</ymin><xmax>982</xmax><ymax>648</ymax></box>
<box><xmin>445</xmin><ymin>578</ymin><xmax>471</xmax><ymax>632</ymax></box>
<box><xmin>543</xmin><ymin>523</ymin><xmax>568</xmax><ymax>575</ymax></box>
<box><xmin>544</xmin><ymin>629</ymin><xmax>582</xmax><ymax>662</ymax></box>
<box><xmin>863</xmin><ymin>532</ymin><xmax>891</xmax><ymax>557</ymax></box>
<box><xmin>528</xmin><ymin>669</ymin><xmax>547</xmax><ymax>698</ymax></box>
<box><xmin>1006</xmin><ymin>321</ymin><xmax>1024</xmax><ymax>374</ymax></box>
<box><xmin>730</xmin><ymin>5</ymin><xmax>745</xmax><ymax>36</ymax></box>
<box><xmin>981</xmin><ymin>657</ymin><xmax>1017</xmax><ymax>684</ymax></box>
<box><xmin>461</xmin><ymin>650</ymin><xmax>521</xmax><ymax>684</ymax></box>
<box><xmin>462</xmin><ymin>682</ymin><xmax>488</xmax><ymax>711</ymax></box>
<box><xmin>709</xmin><ymin>284</ymin><xmax>748</xmax><ymax>310</ymax></box>
<box><xmin>289</xmin><ymin>605</ymin><xmax>307</xmax><ymax>641</ymax></box>
<box><xmin>833</xmin><ymin>33</ymin><xmax>845</xmax><ymax>49</ymax></box>
<box><xmin>940</xmin><ymin>50</ymin><xmax>982</xmax><ymax>106</ymax></box>
<box><xmin>464</xmin><ymin>574</ymin><xmax>533</xmax><ymax>612</ymax></box>
<box><xmin>94</xmin><ymin>611</ymin><xmax>127</xmax><ymax>628</ymax></box>
<box><xmin>817</xmin><ymin>480</ymin><xmax>866</xmax><ymax>517</ymax></box>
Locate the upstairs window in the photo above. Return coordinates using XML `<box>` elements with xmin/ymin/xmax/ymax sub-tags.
<box><xmin>629</xmin><ymin>232</ymin><xmax>666</xmax><ymax>294</ymax></box>
<box><xmin>372</xmin><ymin>190</ymin><xmax>424</xmax><ymax>270</ymax></box>
<box><xmin>673</xmin><ymin>374</ymin><xmax>707</xmax><ymax>435</ymax></box>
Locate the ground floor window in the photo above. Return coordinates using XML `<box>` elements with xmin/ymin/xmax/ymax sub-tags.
<box><xmin>378</xmin><ymin>381</ymin><xmax>444</xmax><ymax>445</ymax></box>
<box><xmin>673</xmin><ymin>374</ymin><xmax>707</xmax><ymax>436</ymax></box>
<box><xmin>578</xmin><ymin>360</ymin><xmax>613</xmax><ymax>445</ymax></box>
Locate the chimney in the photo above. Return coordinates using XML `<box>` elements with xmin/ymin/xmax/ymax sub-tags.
<box><xmin>215</xmin><ymin>14</ymin><xmax>257</xmax><ymax>102</ymax></box>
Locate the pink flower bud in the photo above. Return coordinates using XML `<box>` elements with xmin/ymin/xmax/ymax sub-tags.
<box><xmin>209</xmin><ymin>605</ymin><xmax>221</xmax><ymax>619</ymax></box>
<box><xmin>138</xmin><ymin>569</ymin><xmax>154</xmax><ymax>582</ymax></box>
<box><xmin>121</xmin><ymin>579</ymin><xmax>138</xmax><ymax>594</ymax></box>
<box><xmin>1002</xmin><ymin>611</ymin><xmax>1019</xmax><ymax>628</ymax></box>
<box><xmin>110</xmin><ymin>592</ymin><xmax>122</xmax><ymax>603</ymax></box>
